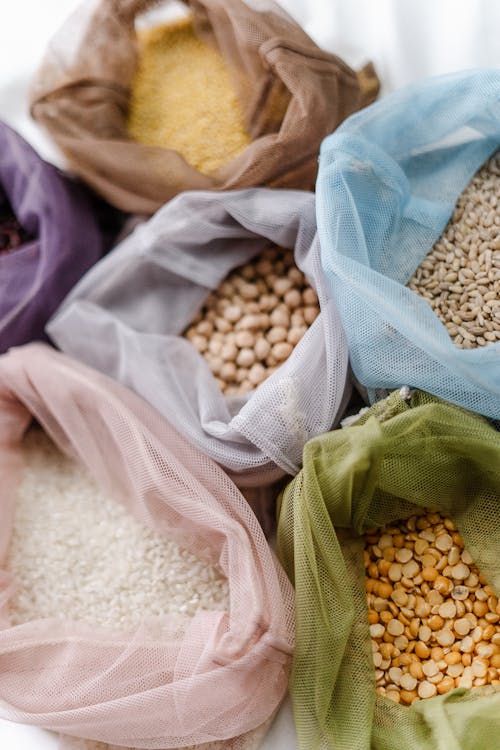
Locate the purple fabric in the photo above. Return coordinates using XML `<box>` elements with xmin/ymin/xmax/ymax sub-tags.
<box><xmin>0</xmin><ymin>121</ymin><xmax>106</xmax><ymax>353</ymax></box>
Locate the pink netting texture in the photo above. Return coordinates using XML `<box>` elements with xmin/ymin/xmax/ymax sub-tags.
<box><xmin>0</xmin><ymin>343</ymin><xmax>294</xmax><ymax>749</ymax></box>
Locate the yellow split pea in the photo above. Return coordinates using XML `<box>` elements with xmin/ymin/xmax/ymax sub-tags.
<box><xmin>365</xmin><ymin>509</ymin><xmax>500</xmax><ymax>705</ymax></box>
<box><xmin>128</xmin><ymin>17</ymin><xmax>251</xmax><ymax>174</ymax></box>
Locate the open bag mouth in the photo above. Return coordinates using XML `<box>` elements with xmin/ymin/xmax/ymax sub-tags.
<box><xmin>0</xmin><ymin>343</ymin><xmax>294</xmax><ymax>749</ymax></box>
<box><xmin>277</xmin><ymin>387</ymin><xmax>500</xmax><ymax>750</ymax></box>
<box><xmin>29</xmin><ymin>0</ymin><xmax>378</xmax><ymax>214</ymax></box>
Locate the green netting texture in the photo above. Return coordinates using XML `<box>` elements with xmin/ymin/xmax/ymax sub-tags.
<box><xmin>276</xmin><ymin>389</ymin><xmax>500</xmax><ymax>750</ymax></box>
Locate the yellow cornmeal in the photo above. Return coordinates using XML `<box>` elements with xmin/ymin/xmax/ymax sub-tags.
<box><xmin>128</xmin><ymin>17</ymin><xmax>251</xmax><ymax>175</ymax></box>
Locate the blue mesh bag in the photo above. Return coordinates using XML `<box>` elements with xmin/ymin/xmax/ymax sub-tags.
<box><xmin>316</xmin><ymin>69</ymin><xmax>500</xmax><ymax>419</ymax></box>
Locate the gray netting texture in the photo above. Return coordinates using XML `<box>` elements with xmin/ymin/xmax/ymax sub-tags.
<box><xmin>47</xmin><ymin>188</ymin><xmax>351</xmax><ymax>485</ymax></box>
<box><xmin>316</xmin><ymin>68</ymin><xmax>500</xmax><ymax>419</ymax></box>
<box><xmin>0</xmin><ymin>343</ymin><xmax>294</xmax><ymax>750</ymax></box>
<box><xmin>29</xmin><ymin>0</ymin><xmax>378</xmax><ymax>214</ymax></box>
<box><xmin>276</xmin><ymin>388</ymin><xmax>500</xmax><ymax>750</ymax></box>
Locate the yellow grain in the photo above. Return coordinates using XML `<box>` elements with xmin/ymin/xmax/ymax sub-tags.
<box><xmin>128</xmin><ymin>17</ymin><xmax>251</xmax><ymax>174</ymax></box>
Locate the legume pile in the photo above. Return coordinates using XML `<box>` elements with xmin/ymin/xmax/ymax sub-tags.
<box><xmin>184</xmin><ymin>245</ymin><xmax>320</xmax><ymax>395</ymax></box>
<box><xmin>0</xmin><ymin>196</ymin><xmax>33</xmax><ymax>254</ymax></box>
<box><xmin>408</xmin><ymin>151</ymin><xmax>500</xmax><ymax>348</ymax></box>
<box><xmin>365</xmin><ymin>509</ymin><xmax>500</xmax><ymax>704</ymax></box>
<box><xmin>8</xmin><ymin>428</ymin><xmax>229</xmax><ymax>628</ymax></box>
<box><xmin>128</xmin><ymin>17</ymin><xmax>251</xmax><ymax>175</ymax></box>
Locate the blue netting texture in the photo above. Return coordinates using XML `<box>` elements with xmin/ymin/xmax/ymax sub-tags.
<box><xmin>316</xmin><ymin>69</ymin><xmax>500</xmax><ymax>419</ymax></box>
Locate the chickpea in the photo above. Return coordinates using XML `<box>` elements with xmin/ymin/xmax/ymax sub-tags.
<box><xmin>267</xmin><ymin>326</ymin><xmax>288</xmax><ymax>344</ymax></box>
<box><xmin>284</xmin><ymin>289</ymin><xmax>302</xmax><ymax>308</ymax></box>
<box><xmin>184</xmin><ymin>246</ymin><xmax>322</xmax><ymax>393</ymax></box>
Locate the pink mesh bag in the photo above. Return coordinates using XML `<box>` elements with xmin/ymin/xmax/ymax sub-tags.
<box><xmin>0</xmin><ymin>343</ymin><xmax>294</xmax><ymax>750</ymax></box>
<box><xmin>29</xmin><ymin>0</ymin><xmax>378</xmax><ymax>214</ymax></box>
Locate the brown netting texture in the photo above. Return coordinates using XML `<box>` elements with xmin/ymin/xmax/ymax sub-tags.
<box><xmin>0</xmin><ymin>343</ymin><xmax>294</xmax><ymax>750</ymax></box>
<box><xmin>29</xmin><ymin>0</ymin><xmax>379</xmax><ymax>214</ymax></box>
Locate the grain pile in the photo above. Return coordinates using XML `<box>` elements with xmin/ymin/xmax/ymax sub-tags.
<box><xmin>364</xmin><ymin>509</ymin><xmax>500</xmax><ymax>704</ymax></box>
<box><xmin>7</xmin><ymin>428</ymin><xmax>229</xmax><ymax>628</ymax></box>
<box><xmin>0</xmin><ymin>196</ymin><xmax>33</xmax><ymax>254</ymax></box>
<box><xmin>408</xmin><ymin>151</ymin><xmax>500</xmax><ymax>348</ymax></box>
<box><xmin>184</xmin><ymin>245</ymin><xmax>320</xmax><ymax>395</ymax></box>
<box><xmin>128</xmin><ymin>17</ymin><xmax>251</xmax><ymax>175</ymax></box>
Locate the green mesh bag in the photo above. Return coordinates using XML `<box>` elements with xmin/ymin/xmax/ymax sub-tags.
<box><xmin>276</xmin><ymin>389</ymin><xmax>500</xmax><ymax>750</ymax></box>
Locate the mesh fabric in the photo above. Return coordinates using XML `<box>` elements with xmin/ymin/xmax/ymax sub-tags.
<box><xmin>316</xmin><ymin>69</ymin><xmax>500</xmax><ymax>419</ymax></box>
<box><xmin>276</xmin><ymin>388</ymin><xmax>500</xmax><ymax>750</ymax></box>
<box><xmin>0</xmin><ymin>343</ymin><xmax>294</xmax><ymax>750</ymax></box>
<box><xmin>29</xmin><ymin>0</ymin><xmax>378</xmax><ymax>214</ymax></box>
<box><xmin>61</xmin><ymin>715</ymin><xmax>274</xmax><ymax>750</ymax></box>
<box><xmin>0</xmin><ymin>121</ymin><xmax>107</xmax><ymax>353</ymax></box>
<box><xmin>47</xmin><ymin>188</ymin><xmax>351</xmax><ymax>486</ymax></box>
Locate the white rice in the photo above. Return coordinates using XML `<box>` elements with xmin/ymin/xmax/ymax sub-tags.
<box><xmin>7</xmin><ymin>428</ymin><xmax>229</xmax><ymax>628</ymax></box>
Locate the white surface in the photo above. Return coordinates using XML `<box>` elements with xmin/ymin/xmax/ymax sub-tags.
<box><xmin>1</xmin><ymin>0</ymin><xmax>500</xmax><ymax>748</ymax></box>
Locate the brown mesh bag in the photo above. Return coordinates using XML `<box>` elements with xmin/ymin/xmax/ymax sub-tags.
<box><xmin>30</xmin><ymin>0</ymin><xmax>379</xmax><ymax>214</ymax></box>
<box><xmin>0</xmin><ymin>343</ymin><xmax>294</xmax><ymax>750</ymax></box>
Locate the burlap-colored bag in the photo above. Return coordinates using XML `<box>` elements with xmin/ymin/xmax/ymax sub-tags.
<box><xmin>30</xmin><ymin>0</ymin><xmax>379</xmax><ymax>214</ymax></box>
<box><xmin>0</xmin><ymin>343</ymin><xmax>294</xmax><ymax>750</ymax></box>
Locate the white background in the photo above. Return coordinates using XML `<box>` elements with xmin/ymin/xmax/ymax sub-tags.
<box><xmin>0</xmin><ymin>0</ymin><xmax>499</xmax><ymax>748</ymax></box>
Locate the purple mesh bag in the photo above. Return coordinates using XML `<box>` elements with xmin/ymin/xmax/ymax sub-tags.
<box><xmin>0</xmin><ymin>121</ymin><xmax>107</xmax><ymax>353</ymax></box>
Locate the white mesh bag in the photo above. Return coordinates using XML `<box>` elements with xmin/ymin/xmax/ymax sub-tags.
<box><xmin>48</xmin><ymin>188</ymin><xmax>351</xmax><ymax>485</ymax></box>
